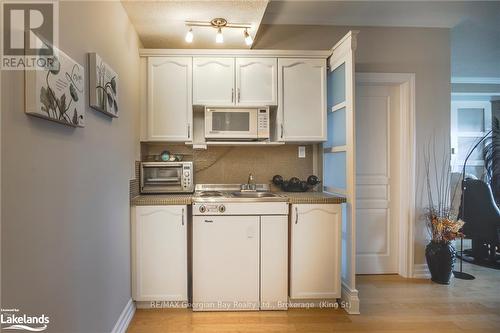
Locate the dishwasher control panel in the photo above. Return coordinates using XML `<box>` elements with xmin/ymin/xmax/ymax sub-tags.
<box><xmin>192</xmin><ymin>202</ymin><xmax>288</xmax><ymax>216</ymax></box>
<box><xmin>197</xmin><ymin>204</ymin><xmax>225</xmax><ymax>214</ymax></box>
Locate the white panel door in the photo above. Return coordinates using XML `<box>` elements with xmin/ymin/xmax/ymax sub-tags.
<box><xmin>290</xmin><ymin>204</ymin><xmax>341</xmax><ymax>299</ymax></box>
<box><xmin>278</xmin><ymin>58</ymin><xmax>327</xmax><ymax>141</ymax></box>
<box><xmin>193</xmin><ymin>215</ymin><xmax>259</xmax><ymax>311</ymax></box>
<box><xmin>355</xmin><ymin>84</ymin><xmax>400</xmax><ymax>274</ymax></box>
<box><xmin>260</xmin><ymin>215</ymin><xmax>288</xmax><ymax>310</ymax></box>
<box><xmin>193</xmin><ymin>57</ymin><xmax>235</xmax><ymax>106</ymax></box>
<box><xmin>236</xmin><ymin>58</ymin><xmax>277</xmax><ymax>106</ymax></box>
<box><xmin>132</xmin><ymin>205</ymin><xmax>187</xmax><ymax>301</ymax></box>
<box><xmin>147</xmin><ymin>57</ymin><xmax>192</xmax><ymax>141</ymax></box>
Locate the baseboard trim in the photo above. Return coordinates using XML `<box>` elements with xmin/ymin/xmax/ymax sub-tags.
<box><xmin>413</xmin><ymin>263</ymin><xmax>430</xmax><ymax>279</ymax></box>
<box><xmin>111</xmin><ymin>298</ymin><xmax>135</xmax><ymax>333</ymax></box>
<box><xmin>341</xmin><ymin>282</ymin><xmax>360</xmax><ymax>315</ymax></box>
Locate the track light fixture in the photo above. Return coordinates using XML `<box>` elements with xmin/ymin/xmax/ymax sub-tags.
<box><xmin>185</xmin><ymin>28</ymin><xmax>193</xmax><ymax>43</ymax></box>
<box><xmin>216</xmin><ymin>27</ymin><xmax>223</xmax><ymax>44</ymax></box>
<box><xmin>244</xmin><ymin>28</ymin><xmax>253</xmax><ymax>46</ymax></box>
<box><xmin>184</xmin><ymin>18</ymin><xmax>253</xmax><ymax>45</ymax></box>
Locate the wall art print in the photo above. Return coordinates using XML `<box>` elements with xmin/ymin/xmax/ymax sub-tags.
<box><xmin>88</xmin><ymin>53</ymin><xmax>118</xmax><ymax>117</ymax></box>
<box><xmin>25</xmin><ymin>48</ymin><xmax>85</xmax><ymax>127</ymax></box>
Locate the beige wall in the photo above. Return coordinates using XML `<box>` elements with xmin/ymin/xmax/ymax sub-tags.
<box><xmin>1</xmin><ymin>2</ymin><xmax>141</xmax><ymax>332</ymax></box>
<box><xmin>255</xmin><ymin>25</ymin><xmax>451</xmax><ymax>266</ymax></box>
<box><xmin>142</xmin><ymin>143</ymin><xmax>317</xmax><ymax>190</ymax></box>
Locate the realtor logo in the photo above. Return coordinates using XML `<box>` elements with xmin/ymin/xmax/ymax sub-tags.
<box><xmin>1</xmin><ymin>0</ymin><xmax>59</xmax><ymax>70</ymax></box>
<box><xmin>1</xmin><ymin>308</ymin><xmax>50</xmax><ymax>331</ymax></box>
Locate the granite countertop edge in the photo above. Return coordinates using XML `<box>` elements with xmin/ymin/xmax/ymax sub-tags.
<box><xmin>131</xmin><ymin>192</ymin><xmax>346</xmax><ymax>206</ymax></box>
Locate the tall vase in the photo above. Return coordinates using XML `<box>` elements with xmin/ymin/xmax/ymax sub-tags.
<box><xmin>425</xmin><ymin>241</ymin><xmax>456</xmax><ymax>284</ymax></box>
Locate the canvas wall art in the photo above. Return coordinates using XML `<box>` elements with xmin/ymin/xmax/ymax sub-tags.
<box><xmin>88</xmin><ymin>53</ymin><xmax>118</xmax><ymax>117</ymax></box>
<box><xmin>25</xmin><ymin>49</ymin><xmax>85</xmax><ymax>127</ymax></box>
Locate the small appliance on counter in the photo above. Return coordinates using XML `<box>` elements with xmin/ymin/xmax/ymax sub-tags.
<box><xmin>140</xmin><ymin>161</ymin><xmax>194</xmax><ymax>194</ymax></box>
<box><xmin>272</xmin><ymin>175</ymin><xmax>321</xmax><ymax>192</ymax></box>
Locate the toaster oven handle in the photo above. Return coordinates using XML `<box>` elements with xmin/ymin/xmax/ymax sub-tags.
<box><xmin>182</xmin><ymin>208</ymin><xmax>185</xmax><ymax>226</ymax></box>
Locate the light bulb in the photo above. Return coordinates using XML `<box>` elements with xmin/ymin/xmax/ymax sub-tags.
<box><xmin>244</xmin><ymin>29</ymin><xmax>253</xmax><ymax>46</ymax></box>
<box><xmin>185</xmin><ymin>28</ymin><xmax>193</xmax><ymax>43</ymax></box>
<box><xmin>216</xmin><ymin>27</ymin><xmax>223</xmax><ymax>44</ymax></box>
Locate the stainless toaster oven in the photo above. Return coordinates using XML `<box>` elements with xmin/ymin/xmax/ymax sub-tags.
<box><xmin>140</xmin><ymin>162</ymin><xmax>194</xmax><ymax>194</ymax></box>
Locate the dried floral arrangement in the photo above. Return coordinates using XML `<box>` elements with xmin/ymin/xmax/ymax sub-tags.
<box><xmin>424</xmin><ymin>140</ymin><xmax>465</xmax><ymax>243</ymax></box>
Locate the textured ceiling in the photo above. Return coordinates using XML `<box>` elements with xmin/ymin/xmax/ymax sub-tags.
<box><xmin>121</xmin><ymin>0</ymin><xmax>269</xmax><ymax>49</ymax></box>
<box><xmin>263</xmin><ymin>1</ymin><xmax>500</xmax><ymax>29</ymax></box>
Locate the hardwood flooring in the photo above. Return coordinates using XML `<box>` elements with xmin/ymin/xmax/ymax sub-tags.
<box><xmin>127</xmin><ymin>263</ymin><xmax>500</xmax><ymax>333</ymax></box>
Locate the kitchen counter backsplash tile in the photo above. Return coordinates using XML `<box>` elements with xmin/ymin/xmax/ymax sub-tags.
<box><xmin>131</xmin><ymin>194</ymin><xmax>193</xmax><ymax>206</ymax></box>
<box><xmin>279</xmin><ymin>192</ymin><xmax>346</xmax><ymax>204</ymax></box>
<box><xmin>130</xmin><ymin>192</ymin><xmax>345</xmax><ymax>206</ymax></box>
<box><xmin>129</xmin><ymin>161</ymin><xmax>141</xmax><ymax>200</ymax></box>
<box><xmin>140</xmin><ymin>143</ymin><xmax>316</xmax><ymax>187</ymax></box>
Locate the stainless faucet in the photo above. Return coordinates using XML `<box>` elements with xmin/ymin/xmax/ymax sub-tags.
<box><xmin>247</xmin><ymin>173</ymin><xmax>255</xmax><ymax>186</ymax></box>
<box><xmin>241</xmin><ymin>173</ymin><xmax>256</xmax><ymax>191</ymax></box>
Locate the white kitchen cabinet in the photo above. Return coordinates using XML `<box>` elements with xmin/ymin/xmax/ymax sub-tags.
<box><xmin>147</xmin><ymin>57</ymin><xmax>192</xmax><ymax>141</ymax></box>
<box><xmin>236</xmin><ymin>58</ymin><xmax>277</xmax><ymax>106</ymax></box>
<box><xmin>278</xmin><ymin>58</ymin><xmax>327</xmax><ymax>141</ymax></box>
<box><xmin>193</xmin><ymin>57</ymin><xmax>235</xmax><ymax>106</ymax></box>
<box><xmin>260</xmin><ymin>215</ymin><xmax>288</xmax><ymax>310</ymax></box>
<box><xmin>290</xmin><ymin>204</ymin><xmax>341</xmax><ymax>299</ymax></box>
<box><xmin>132</xmin><ymin>205</ymin><xmax>187</xmax><ymax>302</ymax></box>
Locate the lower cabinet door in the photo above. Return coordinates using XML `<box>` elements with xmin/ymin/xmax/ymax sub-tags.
<box><xmin>290</xmin><ymin>204</ymin><xmax>342</xmax><ymax>299</ymax></box>
<box><xmin>132</xmin><ymin>205</ymin><xmax>187</xmax><ymax>302</ymax></box>
<box><xmin>260</xmin><ymin>215</ymin><xmax>288</xmax><ymax>310</ymax></box>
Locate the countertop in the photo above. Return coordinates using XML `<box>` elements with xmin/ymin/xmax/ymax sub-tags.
<box><xmin>131</xmin><ymin>191</ymin><xmax>346</xmax><ymax>206</ymax></box>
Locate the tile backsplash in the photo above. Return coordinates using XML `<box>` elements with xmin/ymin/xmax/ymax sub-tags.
<box><xmin>141</xmin><ymin>143</ymin><xmax>319</xmax><ymax>190</ymax></box>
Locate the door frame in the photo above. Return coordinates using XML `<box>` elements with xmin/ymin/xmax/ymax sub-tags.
<box><xmin>355</xmin><ymin>73</ymin><xmax>416</xmax><ymax>278</ymax></box>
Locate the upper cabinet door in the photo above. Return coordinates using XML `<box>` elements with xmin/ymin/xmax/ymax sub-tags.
<box><xmin>236</xmin><ymin>58</ymin><xmax>277</xmax><ymax>106</ymax></box>
<box><xmin>147</xmin><ymin>57</ymin><xmax>192</xmax><ymax>141</ymax></box>
<box><xmin>193</xmin><ymin>57</ymin><xmax>235</xmax><ymax>106</ymax></box>
<box><xmin>278</xmin><ymin>58</ymin><xmax>327</xmax><ymax>142</ymax></box>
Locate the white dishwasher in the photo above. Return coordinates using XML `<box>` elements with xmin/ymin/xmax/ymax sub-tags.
<box><xmin>192</xmin><ymin>184</ymin><xmax>289</xmax><ymax>311</ymax></box>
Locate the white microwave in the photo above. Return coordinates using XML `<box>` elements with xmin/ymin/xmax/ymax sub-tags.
<box><xmin>205</xmin><ymin>107</ymin><xmax>270</xmax><ymax>141</ymax></box>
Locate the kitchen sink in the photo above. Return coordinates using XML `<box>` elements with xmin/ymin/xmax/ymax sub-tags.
<box><xmin>231</xmin><ymin>191</ymin><xmax>280</xmax><ymax>198</ymax></box>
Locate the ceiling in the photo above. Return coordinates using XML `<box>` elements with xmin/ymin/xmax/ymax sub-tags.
<box><xmin>121</xmin><ymin>0</ymin><xmax>269</xmax><ymax>49</ymax></box>
<box><xmin>262</xmin><ymin>1</ymin><xmax>500</xmax><ymax>29</ymax></box>
<box><xmin>121</xmin><ymin>0</ymin><xmax>500</xmax><ymax>78</ymax></box>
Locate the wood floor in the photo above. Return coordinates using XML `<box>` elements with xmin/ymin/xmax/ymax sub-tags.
<box><xmin>127</xmin><ymin>263</ymin><xmax>500</xmax><ymax>333</ymax></box>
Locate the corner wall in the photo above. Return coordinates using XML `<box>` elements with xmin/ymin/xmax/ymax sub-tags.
<box><xmin>255</xmin><ymin>25</ymin><xmax>451</xmax><ymax>267</ymax></box>
<box><xmin>1</xmin><ymin>2</ymin><xmax>141</xmax><ymax>332</ymax></box>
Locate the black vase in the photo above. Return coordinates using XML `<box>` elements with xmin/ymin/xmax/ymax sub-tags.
<box><xmin>425</xmin><ymin>241</ymin><xmax>456</xmax><ymax>285</ymax></box>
